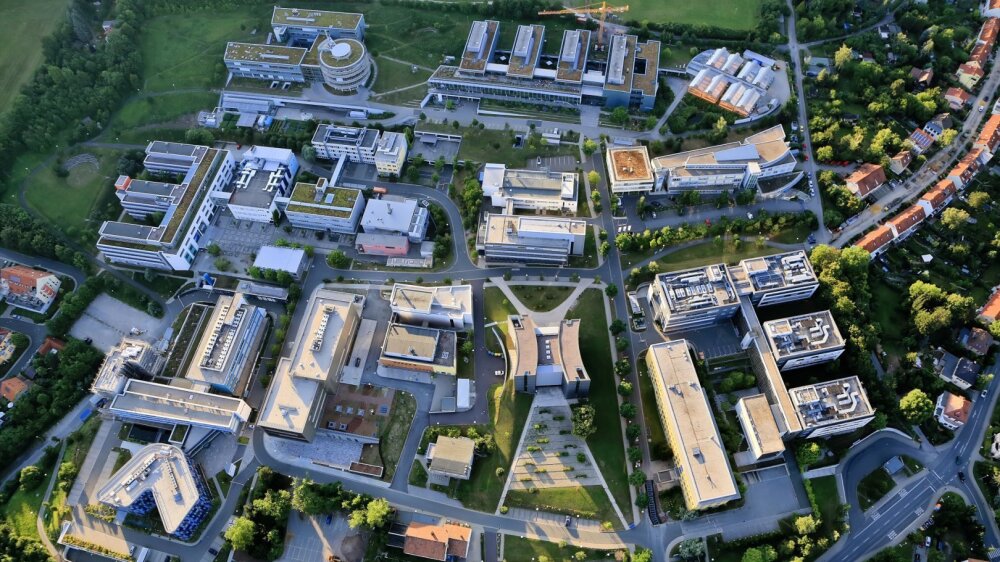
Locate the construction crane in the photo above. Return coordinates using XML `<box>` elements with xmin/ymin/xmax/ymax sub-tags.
<box><xmin>537</xmin><ymin>2</ymin><xmax>629</xmax><ymax>48</ymax></box>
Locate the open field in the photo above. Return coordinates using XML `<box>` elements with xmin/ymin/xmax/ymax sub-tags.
<box><xmin>568</xmin><ymin>289</ymin><xmax>631</xmax><ymax>517</ymax></box>
<box><xmin>372</xmin><ymin>57</ymin><xmax>432</xmax><ymax>95</ymax></box>
<box><xmin>637</xmin><ymin>351</ymin><xmax>671</xmax><ymax>461</ymax></box>
<box><xmin>656</xmin><ymin>240</ymin><xmax>783</xmax><ymax>271</ymax></box>
<box><xmin>110</xmin><ymin>92</ymin><xmax>219</xmax><ymax>131</ymax></box>
<box><xmin>509</xmin><ymin>285</ymin><xmax>574</xmax><ymax>312</ymax></box>
<box><xmin>857</xmin><ymin>468</ymin><xmax>895</xmax><ymax>511</ymax></box>
<box><xmin>563</xmin><ymin>0</ymin><xmax>762</xmax><ymax>30</ymax></box>
<box><xmin>377</xmin><ymin>391</ymin><xmax>417</xmax><ymax>482</ymax></box>
<box><xmin>24</xmin><ymin>150</ymin><xmax>118</xmax><ymax>234</ymax></box>
<box><xmin>502</xmin><ymin>536</ymin><xmax>620</xmax><ymax>562</ymax></box>
<box><xmin>505</xmin><ymin>486</ymin><xmax>619</xmax><ymax>524</ymax></box>
<box><xmin>0</xmin><ymin>0</ymin><xmax>73</xmax><ymax>115</ymax></box>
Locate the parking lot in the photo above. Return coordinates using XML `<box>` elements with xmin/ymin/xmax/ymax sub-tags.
<box><xmin>525</xmin><ymin>154</ymin><xmax>578</xmax><ymax>173</ymax></box>
<box><xmin>69</xmin><ymin>294</ymin><xmax>163</xmax><ymax>352</ymax></box>
<box><xmin>280</xmin><ymin>513</ymin><xmax>365</xmax><ymax>562</ymax></box>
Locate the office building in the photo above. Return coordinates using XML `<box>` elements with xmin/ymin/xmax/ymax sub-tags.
<box><xmin>935</xmin><ymin>391</ymin><xmax>971</xmax><ymax>430</ymax></box>
<box><xmin>788</xmin><ymin>377</ymin><xmax>875</xmax><ymax>438</ymax></box>
<box><xmin>277</xmin><ymin>157</ymin><xmax>365</xmax><ymax>233</ymax></box>
<box><xmin>763</xmin><ymin>311</ymin><xmax>845</xmax><ymax>371</ymax></box>
<box><xmin>606</xmin><ymin>146</ymin><xmax>656</xmax><ymax>194</ymax></box>
<box><xmin>224</xmin><ymin>42</ymin><xmax>309</xmax><ymax>83</ymax></box>
<box><xmin>730</xmin><ymin>250</ymin><xmax>818</xmax><ymax>306</ymax></box>
<box><xmin>647</xmin><ymin>264</ymin><xmax>741</xmax><ymax>331</ymax></box>
<box><xmin>650</xmin><ymin>126</ymin><xmax>797</xmax><ymax>195</ymax></box>
<box><xmin>360</xmin><ymin>195</ymin><xmax>429</xmax><ymax>243</ymax></box>
<box><xmin>96</xmin><ymin>444</ymin><xmax>212</xmax><ymax>540</ymax></box>
<box><xmin>92</xmin><ymin>338</ymin><xmax>163</xmax><ymax>398</ymax></box>
<box><xmin>185</xmin><ymin>293</ymin><xmax>267</xmax><ymax>394</ymax></box>
<box><xmin>646</xmin><ymin>340</ymin><xmax>740</xmax><ymax>510</ymax></box>
<box><xmin>378</xmin><ymin>323</ymin><xmax>457</xmax><ymax>376</ymax></box>
<box><xmin>107</xmin><ymin>379</ymin><xmax>252</xmax><ymax>434</ymax></box>
<box><xmin>220</xmin><ymin>146</ymin><xmax>299</xmax><ymax>223</ymax></box>
<box><xmin>685</xmin><ymin>48</ymin><xmax>774</xmax><ymax>117</ymax></box>
<box><xmin>735</xmin><ymin>394</ymin><xmax>785</xmax><ymax>463</ymax></box>
<box><xmin>258</xmin><ymin>289</ymin><xmax>364</xmax><ymax>441</ymax></box>
<box><xmin>845</xmin><ymin>163</ymin><xmax>887</xmax><ymax>198</ymax></box>
<box><xmin>312</xmin><ymin>124</ymin><xmax>381</xmax><ymax>163</ymax></box>
<box><xmin>271</xmin><ymin>7</ymin><xmax>365</xmax><ymax>44</ymax></box>
<box><xmin>476</xmin><ymin>213</ymin><xmax>586</xmax><ymax>265</ymax></box>
<box><xmin>426</xmin><ymin>436</ymin><xmax>476</xmax><ymax>481</ymax></box>
<box><xmin>98</xmin><ymin>142</ymin><xmax>238</xmax><ymax>271</ymax></box>
<box><xmin>374</xmin><ymin>132</ymin><xmax>408</xmax><ymax>176</ymax></box>
<box><xmin>389</xmin><ymin>284</ymin><xmax>473</xmax><ymax>329</ymax></box>
<box><xmin>506</xmin><ymin>315</ymin><xmax>590</xmax><ymax>399</ymax></box>
<box><xmin>481</xmin><ymin>163</ymin><xmax>578</xmax><ymax>213</ymax></box>
<box><xmin>355</xmin><ymin>233</ymin><xmax>410</xmax><ymax>257</ymax></box>
<box><xmin>428</xmin><ymin>21</ymin><xmax>659</xmax><ymax>110</ymax></box>
<box><xmin>0</xmin><ymin>265</ymin><xmax>61</xmax><ymax>313</ymax></box>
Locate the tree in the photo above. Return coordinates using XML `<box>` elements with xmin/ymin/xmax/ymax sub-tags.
<box><xmin>605</xmin><ymin>283</ymin><xmax>618</xmax><ymax>298</ymax></box>
<box><xmin>207</xmin><ymin>243</ymin><xmax>221</xmax><ymax>256</ymax></box>
<box><xmin>969</xmin><ymin>191</ymin><xmax>991</xmax><ymax>210</ymax></box>
<box><xmin>610</xmin><ymin>106</ymin><xmax>630</xmax><ymax>126</ymax></box>
<box><xmin>496</xmin><ymin>467</ymin><xmax>505</xmax><ymax>478</ymax></box>
<box><xmin>588</xmin><ymin>170</ymin><xmax>600</xmax><ymax>186</ymax></box>
<box><xmin>599</xmin><ymin>241</ymin><xmax>611</xmax><ymax>256</ymax></box>
<box><xmin>900</xmin><ymin>389</ymin><xmax>934</xmax><ymax>425</ymax></box>
<box><xmin>941</xmin><ymin>207</ymin><xmax>971</xmax><ymax>230</ymax></box>
<box><xmin>326</xmin><ymin>250</ymin><xmax>350</xmax><ymax>268</ymax></box>
<box><xmin>582</xmin><ymin>138</ymin><xmax>599</xmax><ymax>156</ymax></box>
<box><xmin>301</xmin><ymin>145</ymin><xmax>317</xmax><ymax>162</ymax></box>
<box><xmin>619</xmin><ymin>403</ymin><xmax>637</xmax><ymax>419</ymax></box>
<box><xmin>709</xmin><ymin>116</ymin><xmax>729</xmax><ymax>143</ymax></box>
<box><xmin>252</xmin><ymin>489</ymin><xmax>292</xmax><ymax>520</ymax></box>
<box><xmin>572</xmin><ymin>404</ymin><xmax>597</xmax><ymax>439</ymax></box>
<box><xmin>834</xmin><ymin>44</ymin><xmax>853</xmax><ymax>70</ymax></box>
<box><xmin>58</xmin><ymin>461</ymin><xmax>78</xmax><ymax>482</ymax></box>
<box><xmin>937</xmin><ymin>129</ymin><xmax>958</xmax><ymax>147</ymax></box>
<box><xmin>628</xmin><ymin>470</ymin><xmax>646</xmax><ymax>487</ymax></box>
<box><xmin>632</xmin><ymin>549</ymin><xmax>653</xmax><ymax>562</ymax></box>
<box><xmin>461</xmin><ymin>341</ymin><xmax>474</xmax><ymax>356</ymax></box>
<box><xmin>796</xmin><ymin>442</ymin><xmax>822</xmax><ymax>468</ymax></box>
<box><xmin>225</xmin><ymin>517</ymin><xmax>256</xmax><ymax>551</ymax></box>
<box><xmin>677</xmin><ymin>539</ymin><xmax>705</xmax><ymax>561</ymax></box>
<box><xmin>618</xmin><ymin>381</ymin><xmax>633</xmax><ymax>396</ymax></box>
<box><xmin>184</xmin><ymin>128</ymin><xmax>214</xmax><ymax>145</ymax></box>
<box><xmin>628</xmin><ymin>446</ymin><xmax>642</xmax><ymax>463</ymax></box>
<box><xmin>609</xmin><ymin>319</ymin><xmax>626</xmax><ymax>335</ymax></box>
<box><xmin>19</xmin><ymin>466</ymin><xmax>43</xmax><ymax>490</ymax></box>
<box><xmin>794</xmin><ymin>515</ymin><xmax>818</xmax><ymax>535</ymax></box>
<box><xmin>990</xmin><ymin>320</ymin><xmax>1000</xmax><ymax>339</ymax></box>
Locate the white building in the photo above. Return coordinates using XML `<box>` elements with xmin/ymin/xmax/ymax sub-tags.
<box><xmin>222</xmin><ymin>146</ymin><xmax>299</xmax><ymax>223</ymax></box>
<box><xmin>106</xmin><ymin>379</ymin><xmax>252</xmax><ymax>434</ymax></box>
<box><xmin>476</xmin><ymin>213</ymin><xmax>586</xmax><ymax>265</ymax></box>
<box><xmin>481</xmin><ymin>163</ymin><xmax>578</xmax><ymax>213</ymax></box>
<box><xmin>360</xmin><ymin>195</ymin><xmax>429</xmax><ymax>243</ymax></box>
<box><xmin>253</xmin><ymin>246</ymin><xmax>307</xmax><ymax>279</ymax></box>
<box><xmin>763</xmin><ymin>311</ymin><xmax>845</xmax><ymax>371</ymax></box>
<box><xmin>935</xmin><ymin>391</ymin><xmax>971</xmax><ymax>430</ymax></box>
<box><xmin>312</xmin><ymin>124</ymin><xmax>380</xmax><ymax>163</ymax></box>
<box><xmin>374</xmin><ymin>132</ymin><xmax>408</xmax><ymax>177</ymax></box>
<box><xmin>98</xmin><ymin>142</ymin><xmax>238</xmax><ymax>271</ymax></box>
<box><xmin>271</xmin><ymin>7</ymin><xmax>365</xmax><ymax>44</ymax></box>
<box><xmin>650</xmin><ymin>126</ymin><xmax>797</xmax><ymax>196</ymax></box>
<box><xmin>788</xmin><ymin>377</ymin><xmax>874</xmax><ymax>438</ymax></box>
<box><xmin>647</xmin><ymin>264</ymin><xmax>741</xmax><ymax>331</ymax></box>
<box><xmin>730</xmin><ymin>251</ymin><xmax>818</xmax><ymax>306</ymax></box>
<box><xmin>277</xmin><ymin>157</ymin><xmax>365</xmax><ymax>233</ymax></box>
<box><xmin>606</xmin><ymin>146</ymin><xmax>656</xmax><ymax>194</ymax></box>
<box><xmin>185</xmin><ymin>293</ymin><xmax>267</xmax><ymax>394</ymax></box>
<box><xmin>389</xmin><ymin>284</ymin><xmax>473</xmax><ymax>329</ymax></box>
<box><xmin>735</xmin><ymin>394</ymin><xmax>785</xmax><ymax>463</ymax></box>
<box><xmin>92</xmin><ymin>338</ymin><xmax>163</xmax><ymax>398</ymax></box>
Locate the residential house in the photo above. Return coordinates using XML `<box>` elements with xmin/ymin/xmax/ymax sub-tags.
<box><xmin>855</xmin><ymin>225</ymin><xmax>895</xmax><ymax>257</ymax></box>
<box><xmin>945</xmin><ymin>87</ymin><xmax>973</xmax><ymax>110</ymax></box>
<box><xmin>400</xmin><ymin>521</ymin><xmax>472</xmax><ymax>561</ymax></box>
<box><xmin>426</xmin><ymin>436</ymin><xmax>475</xmax><ymax>481</ymax></box>
<box><xmin>960</xmin><ymin>327</ymin><xmax>994</xmax><ymax>357</ymax></box>
<box><xmin>0</xmin><ymin>266</ymin><xmax>61</xmax><ymax>312</ymax></box>
<box><xmin>917</xmin><ymin>179</ymin><xmax>958</xmax><ymax>216</ymax></box>
<box><xmin>948</xmin><ymin>148</ymin><xmax>988</xmax><ymax>189</ymax></box>
<box><xmin>907</xmin><ymin>128</ymin><xmax>935</xmax><ymax>155</ymax></box>
<box><xmin>982</xmin><ymin>289</ymin><xmax>1000</xmax><ymax>324</ymax></box>
<box><xmin>910</xmin><ymin>67</ymin><xmax>934</xmax><ymax>88</ymax></box>
<box><xmin>971</xmin><ymin>43</ymin><xmax>991</xmax><ymax>68</ymax></box>
<box><xmin>888</xmin><ymin>205</ymin><xmax>926</xmax><ymax>240</ymax></box>
<box><xmin>935</xmin><ymin>392</ymin><xmax>971</xmax><ymax>430</ymax></box>
<box><xmin>0</xmin><ymin>376</ymin><xmax>32</xmax><ymax>403</ymax></box>
<box><xmin>975</xmin><ymin>114</ymin><xmax>1000</xmax><ymax>154</ymax></box>
<box><xmin>890</xmin><ymin>150</ymin><xmax>913</xmax><ymax>175</ymax></box>
<box><xmin>845</xmin><ymin>163</ymin><xmax>887</xmax><ymax>198</ymax></box>
<box><xmin>0</xmin><ymin>329</ymin><xmax>14</xmax><ymax>366</ymax></box>
<box><xmin>924</xmin><ymin>114</ymin><xmax>953</xmax><ymax>139</ymax></box>
<box><xmin>935</xmin><ymin>351</ymin><xmax>980</xmax><ymax>390</ymax></box>
<box><xmin>957</xmin><ymin>63</ymin><xmax>985</xmax><ymax>90</ymax></box>
<box><xmin>37</xmin><ymin>337</ymin><xmax>65</xmax><ymax>356</ymax></box>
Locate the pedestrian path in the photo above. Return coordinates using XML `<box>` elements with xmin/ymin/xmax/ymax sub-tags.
<box><xmin>487</xmin><ymin>277</ymin><xmax>597</xmax><ymax>325</ymax></box>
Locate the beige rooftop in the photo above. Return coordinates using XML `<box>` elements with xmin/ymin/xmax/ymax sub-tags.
<box><xmin>738</xmin><ymin>394</ymin><xmax>784</xmax><ymax>457</ymax></box>
<box><xmin>607</xmin><ymin>146</ymin><xmax>653</xmax><ymax>182</ymax></box>
<box><xmin>429</xmin><ymin>436</ymin><xmax>476</xmax><ymax>478</ymax></box>
<box><xmin>652</xmin><ymin>125</ymin><xmax>789</xmax><ymax>171</ymax></box>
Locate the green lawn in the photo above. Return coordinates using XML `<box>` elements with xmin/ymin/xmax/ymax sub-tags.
<box><xmin>652</xmin><ymin>240</ymin><xmax>783</xmax><ymax>272</ymax></box>
<box><xmin>4</xmin><ymin>481</ymin><xmax>48</xmax><ymax>539</ymax></box>
<box><xmin>566</xmin><ymin>290</ymin><xmax>631</xmax><ymax>518</ymax></box>
<box><xmin>636</xmin><ymin>351</ymin><xmax>671</xmax><ymax>461</ymax></box>
<box><xmin>809</xmin><ymin>475</ymin><xmax>841</xmax><ymax>535</ymax></box>
<box><xmin>454</xmin><ymin>382</ymin><xmax>533</xmax><ymax>511</ymax></box>
<box><xmin>24</xmin><ymin>150</ymin><xmax>117</xmax><ymax>235</ymax></box>
<box><xmin>378</xmin><ymin>391</ymin><xmax>417</xmax><ymax>482</ymax></box>
<box><xmin>562</xmin><ymin>0</ymin><xmax>762</xmax><ymax>31</ymax></box>
<box><xmin>870</xmin><ymin>277</ymin><xmax>906</xmax><ymax>354</ymax></box>
<box><xmin>408</xmin><ymin>461</ymin><xmax>428</xmax><ymax>488</ymax></box>
<box><xmin>857</xmin><ymin>468</ymin><xmax>895</xmax><ymax>511</ymax></box>
<box><xmin>502</xmin><ymin>536</ymin><xmax>620</xmax><ymax>562</ymax></box>
<box><xmin>371</xmin><ymin>57</ymin><xmax>432</xmax><ymax>95</ymax></box>
<box><xmin>504</xmin><ymin>486</ymin><xmax>619</xmax><ymax>524</ymax></box>
<box><xmin>444</xmin><ymin>126</ymin><xmax>578</xmax><ymax>167</ymax></box>
<box><xmin>568</xmin><ymin>227</ymin><xmax>598</xmax><ymax>269</ymax></box>
<box><xmin>110</xmin><ymin>91</ymin><xmax>219</xmax><ymax>131</ymax></box>
<box><xmin>902</xmin><ymin>455</ymin><xmax>924</xmax><ymax>476</ymax></box>
<box><xmin>484</xmin><ymin>287</ymin><xmax>518</xmax><ymax>325</ymax></box>
<box><xmin>0</xmin><ymin>0</ymin><xmax>73</xmax><ymax>115</ymax></box>
<box><xmin>508</xmin><ymin>285</ymin><xmax>574</xmax><ymax>312</ymax></box>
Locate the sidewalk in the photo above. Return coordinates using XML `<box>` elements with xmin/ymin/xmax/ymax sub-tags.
<box><xmin>487</xmin><ymin>277</ymin><xmax>596</xmax><ymax>325</ymax></box>
<box><xmin>35</xmin><ymin>440</ymin><xmax>68</xmax><ymax>559</ymax></box>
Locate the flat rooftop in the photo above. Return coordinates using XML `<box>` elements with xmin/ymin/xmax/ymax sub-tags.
<box><xmin>381</xmin><ymin>323</ymin><xmax>456</xmax><ymax>368</ymax></box>
<box><xmin>272</xmin><ymin>7</ymin><xmax>362</xmax><ymax>30</ymax></box>
<box><xmin>508</xmin><ymin>316</ymin><xmax>588</xmax><ymax>384</ymax></box>
<box><xmin>731</xmin><ymin>250</ymin><xmax>817</xmax><ymax>295</ymax></box>
<box><xmin>654</xmin><ymin>264</ymin><xmax>739</xmax><ymax>314</ymax></box>
<box><xmin>764</xmin><ymin>311</ymin><xmax>844</xmax><ymax>359</ymax></box>
<box><xmin>92</xmin><ymin>338</ymin><xmax>160</xmax><ymax>396</ymax></box>
<box><xmin>652</xmin><ymin>125</ymin><xmax>789</xmax><ymax>172</ymax></box>
<box><xmin>108</xmin><ymin>379</ymin><xmax>251</xmax><ymax>433</ymax></box>
<box><xmin>507</xmin><ymin>24</ymin><xmax>544</xmax><ymax>78</ymax></box>
<box><xmin>312</xmin><ymin>124</ymin><xmax>380</xmax><ymax>148</ymax></box>
<box><xmin>361</xmin><ymin>196</ymin><xmax>421</xmax><ymax>234</ymax></box>
<box><xmin>430</xmin><ymin>65</ymin><xmax>582</xmax><ymax>97</ymax></box>
<box><xmin>632</xmin><ymin>40</ymin><xmax>661</xmax><ymax>96</ymax></box>
<box><xmin>258</xmin><ymin>290</ymin><xmax>364</xmax><ymax>436</ymax></box>
<box><xmin>480</xmin><ymin>214</ymin><xmax>587</xmax><ymax>247</ymax></box>
<box><xmin>737</xmin><ymin>394</ymin><xmax>784</xmax><ymax>457</ymax></box>
<box><xmin>789</xmin><ymin>376</ymin><xmax>873</xmax><ymax>429</ymax></box>
<box><xmin>647</xmin><ymin>340</ymin><xmax>739</xmax><ymax>506</ymax></box>
<box><xmin>460</xmin><ymin>20</ymin><xmax>499</xmax><ymax>73</ymax></box>
<box><xmin>286</xmin><ymin>180</ymin><xmax>361</xmax><ymax>218</ymax></box>
<box><xmin>556</xmin><ymin>29</ymin><xmax>590</xmax><ymax>83</ymax></box>
<box><xmin>390</xmin><ymin>284</ymin><xmax>472</xmax><ymax>317</ymax></box>
<box><xmin>318</xmin><ymin>38</ymin><xmax>366</xmax><ymax>68</ymax></box>
<box><xmin>604</xmin><ymin>34</ymin><xmax>637</xmax><ymax>93</ymax></box>
<box><xmin>482</xmin><ymin>163</ymin><xmax>576</xmax><ymax>201</ymax></box>
<box><xmin>608</xmin><ymin>146</ymin><xmax>653</xmax><ymax>183</ymax></box>
<box><xmin>225</xmin><ymin>42</ymin><xmax>306</xmax><ymax>65</ymax></box>
<box><xmin>186</xmin><ymin>293</ymin><xmax>259</xmax><ymax>388</ymax></box>
<box><xmin>96</xmin><ymin>444</ymin><xmax>202</xmax><ymax>534</ymax></box>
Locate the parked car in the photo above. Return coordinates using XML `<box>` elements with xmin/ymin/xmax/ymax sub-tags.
<box><xmin>326</xmin><ymin>514</ymin><xmax>333</xmax><ymax>525</ymax></box>
<box><xmin>209</xmin><ymin>549</ymin><xmax>219</xmax><ymax>556</ymax></box>
<box><xmin>925</xmin><ymin>536</ymin><xmax>932</xmax><ymax>547</ymax></box>
<box><xmin>983</xmin><ymin>388</ymin><xmax>989</xmax><ymax>398</ymax></box>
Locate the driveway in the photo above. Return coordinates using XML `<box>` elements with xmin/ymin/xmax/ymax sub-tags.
<box><xmin>281</xmin><ymin>513</ymin><xmax>365</xmax><ymax>562</ymax></box>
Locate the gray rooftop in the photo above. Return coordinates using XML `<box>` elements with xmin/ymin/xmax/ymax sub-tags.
<box><xmin>764</xmin><ymin>311</ymin><xmax>844</xmax><ymax>359</ymax></box>
<box><xmin>654</xmin><ymin>264</ymin><xmax>739</xmax><ymax>314</ymax></box>
<box><xmin>789</xmin><ymin>376</ymin><xmax>873</xmax><ymax>429</ymax></box>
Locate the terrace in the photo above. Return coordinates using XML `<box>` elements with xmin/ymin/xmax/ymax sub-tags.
<box><xmin>764</xmin><ymin>311</ymin><xmax>844</xmax><ymax>359</ymax></box>
<box><xmin>460</xmin><ymin>20</ymin><xmax>499</xmax><ymax>74</ymax></box>
<box><xmin>631</xmin><ymin>40</ymin><xmax>660</xmax><ymax>96</ymax></box>
<box><xmin>789</xmin><ymin>376</ymin><xmax>873</xmax><ymax>430</ymax></box>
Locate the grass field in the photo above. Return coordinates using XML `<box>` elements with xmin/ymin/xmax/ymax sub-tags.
<box><xmin>0</xmin><ymin>0</ymin><xmax>73</xmax><ymax>115</ymax></box>
<box><xmin>810</xmin><ymin>475</ymin><xmax>841</xmax><ymax>536</ymax></box>
<box><xmin>656</xmin><ymin>240</ymin><xmax>783</xmax><ymax>271</ymax></box>
<box><xmin>371</xmin><ymin>57</ymin><xmax>432</xmax><ymax>95</ymax></box>
<box><xmin>24</xmin><ymin>150</ymin><xmax>117</xmax><ymax>234</ymax></box>
<box><xmin>508</xmin><ymin>285</ymin><xmax>574</xmax><ymax>312</ymax></box>
<box><xmin>567</xmin><ymin>290</ymin><xmax>631</xmax><ymax>518</ymax></box>
<box><xmin>636</xmin><ymin>351</ymin><xmax>671</xmax><ymax>462</ymax></box>
<box><xmin>563</xmin><ymin>0</ymin><xmax>762</xmax><ymax>30</ymax></box>
<box><xmin>870</xmin><ymin>277</ymin><xmax>906</xmax><ymax>355</ymax></box>
<box><xmin>110</xmin><ymin>92</ymin><xmax>219</xmax><ymax>131</ymax></box>
<box><xmin>378</xmin><ymin>391</ymin><xmax>417</xmax><ymax>482</ymax></box>
<box><xmin>502</xmin><ymin>536</ymin><xmax>620</xmax><ymax>562</ymax></box>
<box><xmin>504</xmin><ymin>486</ymin><xmax>619</xmax><ymax>523</ymax></box>
<box><xmin>857</xmin><ymin>468</ymin><xmax>895</xmax><ymax>511</ymax></box>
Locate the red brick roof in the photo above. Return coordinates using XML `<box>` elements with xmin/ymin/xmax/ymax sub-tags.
<box><xmin>403</xmin><ymin>523</ymin><xmax>471</xmax><ymax>561</ymax></box>
<box><xmin>982</xmin><ymin>290</ymin><xmax>1000</xmax><ymax>323</ymax></box>
<box><xmin>855</xmin><ymin>225</ymin><xmax>895</xmax><ymax>254</ymax></box>
<box><xmin>959</xmin><ymin>63</ymin><xmax>985</xmax><ymax>79</ymax></box>
<box><xmin>977</xmin><ymin>114</ymin><xmax>1000</xmax><ymax>152</ymax></box>
<box><xmin>981</xmin><ymin>18</ymin><xmax>1000</xmax><ymax>46</ymax></box>
<box><xmin>889</xmin><ymin>205</ymin><xmax>926</xmax><ymax>234</ymax></box>
<box><xmin>920</xmin><ymin>179</ymin><xmax>957</xmax><ymax>210</ymax></box>
<box><xmin>951</xmin><ymin>148</ymin><xmax>985</xmax><ymax>182</ymax></box>
<box><xmin>846</xmin><ymin>163</ymin><xmax>887</xmax><ymax>197</ymax></box>
<box><xmin>0</xmin><ymin>376</ymin><xmax>31</xmax><ymax>402</ymax></box>
<box><xmin>37</xmin><ymin>337</ymin><xmax>65</xmax><ymax>356</ymax></box>
<box><xmin>941</xmin><ymin>392</ymin><xmax>972</xmax><ymax>425</ymax></box>
<box><xmin>0</xmin><ymin>266</ymin><xmax>58</xmax><ymax>298</ymax></box>
<box><xmin>945</xmin><ymin>87</ymin><xmax>972</xmax><ymax>105</ymax></box>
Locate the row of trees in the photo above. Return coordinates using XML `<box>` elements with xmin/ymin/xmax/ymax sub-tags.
<box><xmin>0</xmin><ymin>206</ymin><xmax>90</xmax><ymax>272</ymax></box>
<box><xmin>615</xmin><ymin>211</ymin><xmax>817</xmax><ymax>253</ymax></box>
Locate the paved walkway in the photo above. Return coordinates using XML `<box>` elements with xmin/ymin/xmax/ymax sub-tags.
<box><xmin>487</xmin><ymin>278</ymin><xmax>596</xmax><ymax>325</ymax></box>
<box><xmin>35</xmin><ymin>440</ymin><xmax>68</xmax><ymax>559</ymax></box>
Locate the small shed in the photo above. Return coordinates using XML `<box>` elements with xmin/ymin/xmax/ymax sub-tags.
<box><xmin>253</xmin><ymin>246</ymin><xmax>306</xmax><ymax>279</ymax></box>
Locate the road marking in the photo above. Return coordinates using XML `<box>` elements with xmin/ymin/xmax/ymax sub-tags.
<box><xmin>872</xmin><ymin>510</ymin><xmax>883</xmax><ymax>521</ymax></box>
<box><xmin>915</xmin><ymin>507</ymin><xmax>924</xmax><ymax>516</ymax></box>
<box><xmin>899</xmin><ymin>487</ymin><xmax>909</xmax><ymax>497</ymax></box>
<box><xmin>888</xmin><ymin>530</ymin><xmax>898</xmax><ymax>540</ymax></box>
